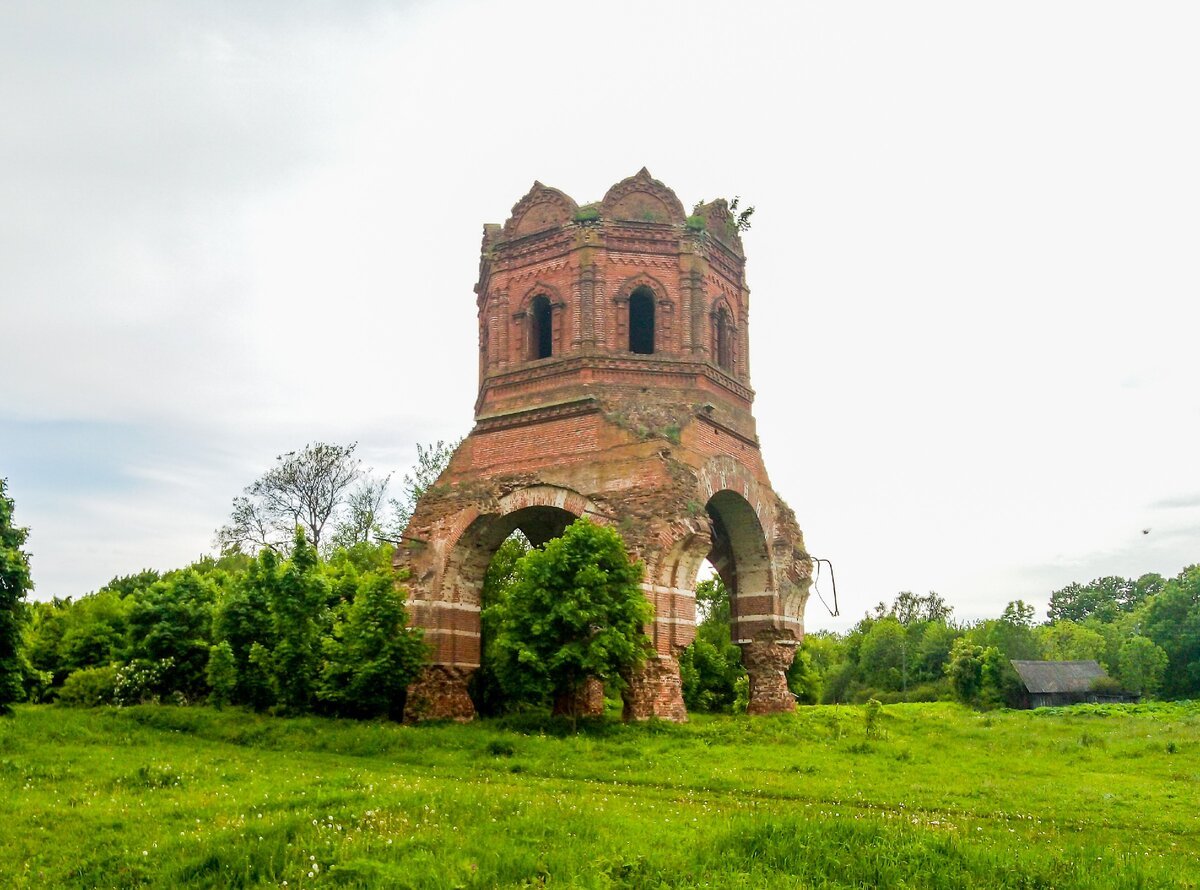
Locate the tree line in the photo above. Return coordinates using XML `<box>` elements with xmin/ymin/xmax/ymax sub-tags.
<box><xmin>674</xmin><ymin>572</ymin><xmax>1198</xmax><ymax>712</ymax></box>
<box><xmin>2</xmin><ymin>445</ymin><xmax>659</xmax><ymax>722</ymax></box>
<box><xmin>3</xmin><ymin>451</ymin><xmax>1198</xmax><ymax>719</ymax></box>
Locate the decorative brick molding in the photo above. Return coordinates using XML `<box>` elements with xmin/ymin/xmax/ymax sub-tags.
<box><xmin>398</xmin><ymin>171</ymin><xmax>812</xmax><ymax>723</ymax></box>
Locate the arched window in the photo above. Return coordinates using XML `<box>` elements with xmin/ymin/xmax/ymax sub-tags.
<box><xmin>629</xmin><ymin>287</ymin><xmax>655</xmax><ymax>354</ymax></box>
<box><xmin>531</xmin><ymin>295</ymin><xmax>553</xmax><ymax>359</ymax></box>
<box><xmin>715</xmin><ymin>308</ymin><xmax>732</xmax><ymax>371</ymax></box>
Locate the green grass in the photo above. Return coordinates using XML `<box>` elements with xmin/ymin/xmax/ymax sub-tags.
<box><xmin>1</xmin><ymin>701</ymin><xmax>1197</xmax><ymax>888</ymax></box>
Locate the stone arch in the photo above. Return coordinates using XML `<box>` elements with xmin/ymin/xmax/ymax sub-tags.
<box><xmin>601</xmin><ymin>167</ymin><xmax>687</xmax><ymax>225</ymax></box>
<box><xmin>503</xmin><ymin>181</ymin><xmax>579</xmax><ymax>238</ymax></box>
<box><xmin>648</xmin><ymin>518</ymin><xmax>711</xmax><ymax>654</ymax></box>
<box><xmin>705</xmin><ymin>489</ymin><xmax>775</xmax><ymax>643</ymax></box>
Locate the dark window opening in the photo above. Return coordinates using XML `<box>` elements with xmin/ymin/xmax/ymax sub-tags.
<box><xmin>629</xmin><ymin>288</ymin><xmax>655</xmax><ymax>354</ymax></box>
<box><xmin>532</xmin><ymin>296</ymin><xmax>553</xmax><ymax>359</ymax></box>
<box><xmin>716</xmin><ymin>310</ymin><xmax>732</xmax><ymax>371</ymax></box>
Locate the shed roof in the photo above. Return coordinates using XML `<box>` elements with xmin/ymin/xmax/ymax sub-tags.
<box><xmin>1010</xmin><ymin>660</ymin><xmax>1107</xmax><ymax>694</ymax></box>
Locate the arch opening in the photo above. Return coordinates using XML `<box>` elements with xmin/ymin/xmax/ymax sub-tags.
<box><xmin>705</xmin><ymin>490</ymin><xmax>772</xmax><ymax>644</ymax></box>
<box><xmin>531</xmin><ymin>295</ymin><xmax>553</xmax><ymax>359</ymax></box>
<box><xmin>629</xmin><ymin>287</ymin><xmax>655</xmax><ymax>354</ymax></box>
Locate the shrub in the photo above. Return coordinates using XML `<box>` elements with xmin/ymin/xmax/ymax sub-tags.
<box><xmin>58</xmin><ymin>665</ymin><xmax>119</xmax><ymax>707</ymax></box>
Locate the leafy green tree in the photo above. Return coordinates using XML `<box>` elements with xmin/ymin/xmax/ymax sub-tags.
<box><xmin>858</xmin><ymin>617</ymin><xmax>907</xmax><ymax>691</ymax></box>
<box><xmin>1048</xmin><ymin>575</ymin><xmax>1161</xmax><ymax>624</ymax></box>
<box><xmin>1037</xmin><ymin>620</ymin><xmax>1107</xmax><ymax>663</ymax></box>
<box><xmin>967</xmin><ymin>612</ymin><xmax>1042</xmax><ymax>662</ymax></box>
<box><xmin>206</xmin><ymin>641</ymin><xmax>237</xmax><ymax>708</ymax></box>
<box><xmin>485</xmin><ymin>519</ymin><xmax>651</xmax><ymax>723</ymax></box>
<box><xmin>914</xmin><ymin>621</ymin><xmax>960</xmax><ymax>683</ymax></box>
<box><xmin>244</xmin><ymin>642</ymin><xmax>275</xmax><ymax>711</ymax></box>
<box><xmin>1141</xmin><ymin>566</ymin><xmax>1200</xmax><ymax>698</ymax></box>
<box><xmin>945</xmin><ymin>639</ymin><xmax>985</xmax><ymax>704</ymax></box>
<box><xmin>876</xmin><ymin>591</ymin><xmax>951</xmax><ymax>626</ymax></box>
<box><xmin>1</xmin><ymin>479</ymin><xmax>33</xmax><ymax>713</ymax></box>
<box><xmin>211</xmin><ymin>576</ymin><xmax>273</xmax><ymax>705</ymax></box>
<box><xmin>266</xmin><ymin>530</ymin><xmax>330</xmax><ymax>712</ymax></box>
<box><xmin>471</xmin><ymin>534</ymin><xmax>530</xmax><ymax>716</ymax></box>
<box><xmin>1001</xmin><ymin>600</ymin><xmax>1036</xmax><ymax>628</ymax></box>
<box><xmin>318</xmin><ymin>572</ymin><xmax>426</xmax><ymax>719</ymax></box>
<box><xmin>1118</xmin><ymin>635</ymin><xmax>1169</xmax><ymax>697</ymax></box>
<box><xmin>127</xmin><ymin>569</ymin><xmax>218</xmax><ymax>700</ymax></box>
<box><xmin>678</xmin><ymin>577</ymin><xmax>746</xmax><ymax>712</ymax></box>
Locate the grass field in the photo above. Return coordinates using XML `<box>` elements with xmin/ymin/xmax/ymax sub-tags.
<box><xmin>1</xmin><ymin>701</ymin><xmax>1197</xmax><ymax>888</ymax></box>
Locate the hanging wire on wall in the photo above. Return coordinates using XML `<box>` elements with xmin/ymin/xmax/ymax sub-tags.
<box><xmin>808</xmin><ymin>555</ymin><xmax>839</xmax><ymax>617</ymax></box>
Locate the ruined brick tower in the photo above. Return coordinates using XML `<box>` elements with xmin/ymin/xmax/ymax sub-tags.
<box><xmin>396</xmin><ymin>169</ymin><xmax>811</xmax><ymax>721</ymax></box>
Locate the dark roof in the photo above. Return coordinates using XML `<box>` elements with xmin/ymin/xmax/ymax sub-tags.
<box><xmin>1010</xmin><ymin>660</ymin><xmax>1107</xmax><ymax>694</ymax></box>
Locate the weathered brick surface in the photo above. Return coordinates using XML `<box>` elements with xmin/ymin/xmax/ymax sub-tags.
<box><xmin>742</xmin><ymin>638</ymin><xmax>799</xmax><ymax>716</ymax></box>
<box><xmin>398</xmin><ymin>171</ymin><xmax>811</xmax><ymax>722</ymax></box>
<box><xmin>552</xmin><ymin>677</ymin><xmax>606</xmax><ymax>719</ymax></box>
<box><xmin>623</xmin><ymin>656</ymin><xmax>689</xmax><ymax>722</ymax></box>
<box><xmin>404</xmin><ymin>665</ymin><xmax>476</xmax><ymax>723</ymax></box>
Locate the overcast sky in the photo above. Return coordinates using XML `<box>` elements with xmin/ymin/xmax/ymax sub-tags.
<box><xmin>3</xmin><ymin>1</ymin><xmax>1198</xmax><ymax>631</ymax></box>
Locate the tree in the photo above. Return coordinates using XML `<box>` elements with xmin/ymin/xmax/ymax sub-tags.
<box><xmin>1001</xmin><ymin>600</ymin><xmax>1036</xmax><ymax>628</ymax></box>
<box><xmin>216</xmin><ymin>442</ymin><xmax>363</xmax><ymax>554</ymax></box>
<box><xmin>1</xmin><ymin>479</ymin><xmax>33</xmax><ymax>713</ymax></box>
<box><xmin>1118</xmin><ymin>635</ymin><xmax>1169</xmax><ymax>697</ymax></box>
<box><xmin>858</xmin><ymin>617</ymin><xmax>907</xmax><ymax>691</ymax></box>
<box><xmin>485</xmin><ymin>518</ymin><xmax>652</xmax><ymax>724</ymax></box>
<box><xmin>206</xmin><ymin>641</ymin><xmax>237</xmax><ymax>708</ymax></box>
<box><xmin>1140</xmin><ymin>566</ymin><xmax>1200</xmax><ymax>698</ymax></box>
<box><xmin>1047</xmin><ymin>575</ymin><xmax>1157</xmax><ymax>624</ymax></box>
<box><xmin>265</xmin><ymin>530</ymin><xmax>330</xmax><ymax>712</ymax></box>
<box><xmin>945</xmin><ymin>639</ymin><xmax>986</xmax><ymax>704</ymax></box>
<box><xmin>330</xmin><ymin>474</ymin><xmax>393</xmax><ymax>549</ymax></box>
<box><xmin>318</xmin><ymin>571</ymin><xmax>426</xmax><ymax>719</ymax></box>
<box><xmin>877</xmin><ymin>591</ymin><xmax>951</xmax><ymax>626</ymax></box>
<box><xmin>1037</xmin><ymin>620</ymin><xmax>1107</xmax><ymax>663</ymax></box>
<box><xmin>126</xmin><ymin>569</ymin><xmax>218</xmax><ymax>700</ymax></box>
<box><xmin>388</xmin><ymin>439</ymin><xmax>459</xmax><ymax>535</ymax></box>
<box><xmin>678</xmin><ymin>578</ymin><xmax>745</xmax><ymax>712</ymax></box>
<box><xmin>472</xmin><ymin>533</ymin><xmax>530</xmax><ymax>716</ymax></box>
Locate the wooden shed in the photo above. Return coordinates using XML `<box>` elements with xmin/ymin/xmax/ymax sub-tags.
<box><xmin>1010</xmin><ymin>660</ymin><xmax>1131</xmax><ymax>708</ymax></box>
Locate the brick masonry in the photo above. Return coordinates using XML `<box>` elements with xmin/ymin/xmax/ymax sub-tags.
<box><xmin>397</xmin><ymin>170</ymin><xmax>812</xmax><ymax>722</ymax></box>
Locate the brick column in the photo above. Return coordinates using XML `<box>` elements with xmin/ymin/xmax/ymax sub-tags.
<box><xmin>622</xmin><ymin>655</ymin><xmax>688</xmax><ymax>722</ymax></box>
<box><xmin>741</xmin><ymin>638</ymin><xmax>797</xmax><ymax>715</ymax></box>
<box><xmin>404</xmin><ymin>665</ymin><xmax>476</xmax><ymax>723</ymax></box>
<box><xmin>552</xmin><ymin>676</ymin><xmax>605</xmax><ymax>719</ymax></box>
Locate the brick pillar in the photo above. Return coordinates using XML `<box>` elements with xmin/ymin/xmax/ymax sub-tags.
<box><xmin>741</xmin><ymin>638</ymin><xmax>797</xmax><ymax>715</ymax></box>
<box><xmin>552</xmin><ymin>676</ymin><xmax>605</xmax><ymax>719</ymax></box>
<box><xmin>622</xmin><ymin>656</ymin><xmax>688</xmax><ymax>722</ymax></box>
<box><xmin>404</xmin><ymin>665</ymin><xmax>476</xmax><ymax>723</ymax></box>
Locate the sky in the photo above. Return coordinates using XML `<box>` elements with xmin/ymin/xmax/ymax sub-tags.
<box><xmin>3</xmin><ymin>1</ymin><xmax>1198</xmax><ymax>632</ymax></box>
